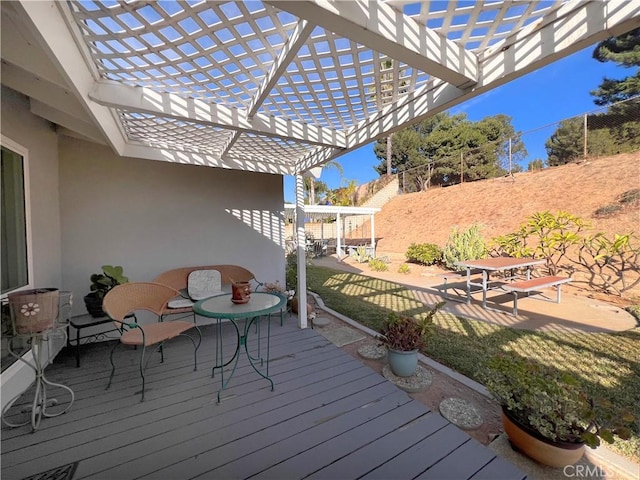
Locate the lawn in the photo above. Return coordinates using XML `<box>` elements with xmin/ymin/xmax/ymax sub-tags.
<box><xmin>307</xmin><ymin>265</ymin><xmax>640</xmax><ymax>461</ymax></box>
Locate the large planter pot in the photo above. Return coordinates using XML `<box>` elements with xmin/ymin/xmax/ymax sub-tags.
<box><xmin>290</xmin><ymin>296</ymin><xmax>312</xmax><ymax>315</ymax></box>
<box><xmin>83</xmin><ymin>294</ymin><xmax>106</xmax><ymax>318</ymax></box>
<box><xmin>501</xmin><ymin>408</ymin><xmax>584</xmax><ymax>467</ymax></box>
<box><xmin>8</xmin><ymin>288</ymin><xmax>59</xmax><ymax>334</ymax></box>
<box><xmin>387</xmin><ymin>348</ymin><xmax>418</xmax><ymax>377</ymax></box>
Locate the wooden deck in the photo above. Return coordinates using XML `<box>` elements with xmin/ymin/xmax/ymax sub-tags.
<box><xmin>2</xmin><ymin>318</ymin><xmax>526</xmax><ymax>480</ymax></box>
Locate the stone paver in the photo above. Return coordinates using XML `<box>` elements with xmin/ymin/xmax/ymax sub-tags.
<box><xmin>382</xmin><ymin>364</ymin><xmax>433</xmax><ymax>393</ymax></box>
<box><xmin>319</xmin><ymin>326</ymin><xmax>365</xmax><ymax>347</ymax></box>
<box><xmin>357</xmin><ymin>343</ymin><xmax>386</xmax><ymax>360</ymax></box>
<box><xmin>439</xmin><ymin>397</ymin><xmax>483</xmax><ymax>430</ymax></box>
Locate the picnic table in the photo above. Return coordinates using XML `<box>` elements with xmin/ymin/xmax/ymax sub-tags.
<box><xmin>454</xmin><ymin>257</ymin><xmax>546</xmax><ymax>309</ymax></box>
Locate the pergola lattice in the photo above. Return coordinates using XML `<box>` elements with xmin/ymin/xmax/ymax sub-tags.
<box><xmin>3</xmin><ymin>1</ymin><xmax>639</xmax><ymax>176</ymax></box>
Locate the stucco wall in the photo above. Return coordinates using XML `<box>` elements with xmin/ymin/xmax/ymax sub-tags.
<box><xmin>1</xmin><ymin>86</ymin><xmax>63</xmax><ymax>409</ymax></box>
<box><xmin>59</xmin><ymin>136</ymin><xmax>286</xmax><ymax>317</ymax></box>
<box><xmin>1</xmin><ymin>86</ymin><xmax>62</xmax><ymax>290</ymax></box>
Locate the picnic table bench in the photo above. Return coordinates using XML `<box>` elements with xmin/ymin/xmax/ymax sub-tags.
<box><xmin>502</xmin><ymin>275</ymin><xmax>572</xmax><ymax>315</ymax></box>
<box><xmin>437</xmin><ymin>269</ymin><xmax>483</xmax><ymax>301</ymax></box>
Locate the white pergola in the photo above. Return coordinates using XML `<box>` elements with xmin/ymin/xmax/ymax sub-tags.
<box><xmin>2</xmin><ymin>0</ymin><xmax>639</xmax><ymax>326</ymax></box>
<box><xmin>285</xmin><ymin>204</ymin><xmax>380</xmax><ymax>258</ymax></box>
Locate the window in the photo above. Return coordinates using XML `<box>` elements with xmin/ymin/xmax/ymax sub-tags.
<box><xmin>1</xmin><ymin>139</ymin><xmax>31</xmax><ymax>295</ymax></box>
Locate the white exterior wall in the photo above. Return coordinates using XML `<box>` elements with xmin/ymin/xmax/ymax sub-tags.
<box><xmin>59</xmin><ymin>136</ymin><xmax>286</xmax><ymax>319</ymax></box>
<box><xmin>1</xmin><ymin>86</ymin><xmax>62</xmax><ymax>289</ymax></box>
<box><xmin>1</xmin><ymin>86</ymin><xmax>286</xmax><ymax>409</ymax></box>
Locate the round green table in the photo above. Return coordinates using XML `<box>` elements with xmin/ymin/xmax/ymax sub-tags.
<box><xmin>194</xmin><ymin>292</ymin><xmax>287</xmax><ymax>403</ymax></box>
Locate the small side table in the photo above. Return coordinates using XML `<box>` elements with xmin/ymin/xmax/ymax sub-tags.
<box><xmin>68</xmin><ymin>313</ymin><xmax>136</xmax><ymax>367</ymax></box>
<box><xmin>2</xmin><ymin>328</ymin><xmax>74</xmax><ymax>431</ymax></box>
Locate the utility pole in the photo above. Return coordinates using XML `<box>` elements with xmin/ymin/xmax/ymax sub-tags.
<box><xmin>583</xmin><ymin>113</ymin><xmax>588</xmax><ymax>159</ymax></box>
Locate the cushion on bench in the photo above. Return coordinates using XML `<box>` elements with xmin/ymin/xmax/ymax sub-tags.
<box><xmin>167</xmin><ymin>296</ymin><xmax>194</xmax><ymax>309</ymax></box>
<box><xmin>188</xmin><ymin>269</ymin><xmax>223</xmax><ymax>300</ymax></box>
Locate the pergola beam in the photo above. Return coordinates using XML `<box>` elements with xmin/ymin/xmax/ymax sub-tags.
<box><xmin>345</xmin><ymin>0</ymin><xmax>640</xmax><ymax>150</ymax></box>
<box><xmin>16</xmin><ymin>0</ymin><xmax>126</xmax><ymax>154</ymax></box>
<box><xmin>268</xmin><ymin>0</ymin><xmax>478</xmax><ymax>88</ymax></box>
<box><xmin>248</xmin><ymin>20</ymin><xmax>314</xmax><ymax>118</ymax></box>
<box><xmin>30</xmin><ymin>100</ymin><xmax>105</xmax><ymax>144</ymax></box>
<box><xmin>121</xmin><ymin>143</ymin><xmax>294</xmax><ymax>176</ymax></box>
<box><xmin>89</xmin><ymin>81</ymin><xmax>346</xmax><ymax>149</ymax></box>
<box><xmin>480</xmin><ymin>0</ymin><xmax>640</xmax><ymax>85</ymax></box>
<box><xmin>1</xmin><ymin>62</ymin><xmax>91</xmax><ymax>124</ymax></box>
<box><xmin>295</xmin><ymin>145</ymin><xmax>343</xmax><ymax>174</ymax></box>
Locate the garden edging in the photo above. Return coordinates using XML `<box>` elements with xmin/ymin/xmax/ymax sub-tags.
<box><xmin>308</xmin><ymin>290</ymin><xmax>491</xmax><ymax>398</ymax></box>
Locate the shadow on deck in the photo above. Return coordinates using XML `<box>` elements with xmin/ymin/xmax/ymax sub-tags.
<box><xmin>1</xmin><ymin>318</ymin><xmax>525</xmax><ymax>480</ymax></box>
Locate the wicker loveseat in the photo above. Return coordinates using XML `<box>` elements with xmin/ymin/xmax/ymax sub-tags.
<box><xmin>153</xmin><ymin>265</ymin><xmax>261</xmax><ymax>322</ymax></box>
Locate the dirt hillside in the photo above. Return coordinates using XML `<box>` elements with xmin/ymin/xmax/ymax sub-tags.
<box><xmin>373</xmin><ymin>153</ymin><xmax>640</xmax><ymax>258</ymax></box>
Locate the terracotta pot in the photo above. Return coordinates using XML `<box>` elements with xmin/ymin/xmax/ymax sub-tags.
<box><xmin>501</xmin><ymin>408</ymin><xmax>584</xmax><ymax>467</ymax></box>
<box><xmin>231</xmin><ymin>281</ymin><xmax>251</xmax><ymax>304</ymax></box>
<box><xmin>289</xmin><ymin>296</ymin><xmax>313</xmax><ymax>314</ymax></box>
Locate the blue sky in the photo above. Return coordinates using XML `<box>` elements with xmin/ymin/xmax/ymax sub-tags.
<box><xmin>283</xmin><ymin>45</ymin><xmax>631</xmax><ymax>203</ymax></box>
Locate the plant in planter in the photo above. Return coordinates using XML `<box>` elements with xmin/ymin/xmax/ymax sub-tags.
<box><xmin>378</xmin><ymin>302</ymin><xmax>445</xmax><ymax>377</ymax></box>
<box><xmin>83</xmin><ymin>265</ymin><xmax>128</xmax><ymax>318</ymax></box>
<box><xmin>481</xmin><ymin>353</ymin><xmax>635</xmax><ymax>467</ymax></box>
<box><xmin>285</xmin><ymin>250</ymin><xmax>314</xmax><ymax>315</ymax></box>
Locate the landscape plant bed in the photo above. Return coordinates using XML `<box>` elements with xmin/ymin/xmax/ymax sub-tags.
<box><xmin>307</xmin><ymin>265</ymin><xmax>640</xmax><ymax>462</ymax></box>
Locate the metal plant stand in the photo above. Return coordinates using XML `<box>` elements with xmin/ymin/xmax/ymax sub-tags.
<box><xmin>2</xmin><ymin>330</ymin><xmax>75</xmax><ymax>431</ymax></box>
<box><xmin>2</xmin><ymin>290</ymin><xmax>75</xmax><ymax>431</ymax></box>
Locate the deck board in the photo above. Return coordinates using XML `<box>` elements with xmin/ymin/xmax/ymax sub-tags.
<box><xmin>307</xmin><ymin>411</ymin><xmax>450</xmax><ymax>479</ymax></box>
<box><xmin>2</xmin><ymin>317</ymin><xmax>525</xmax><ymax>480</ymax></box>
<box><xmin>361</xmin><ymin>423</ymin><xmax>472</xmax><ymax>479</ymax></box>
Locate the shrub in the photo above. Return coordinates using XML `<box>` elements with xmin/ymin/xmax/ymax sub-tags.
<box><xmin>397</xmin><ymin>263</ymin><xmax>411</xmax><ymax>274</ymax></box>
<box><xmin>625</xmin><ymin>305</ymin><xmax>640</xmax><ymax>322</ymax></box>
<box><xmin>405</xmin><ymin>243</ymin><xmax>443</xmax><ymax>265</ymax></box>
<box><xmin>285</xmin><ymin>251</ymin><xmax>313</xmax><ymax>290</ymax></box>
<box><xmin>576</xmin><ymin>232</ymin><xmax>640</xmax><ymax>296</ymax></box>
<box><xmin>618</xmin><ymin>188</ymin><xmax>640</xmax><ymax>205</ymax></box>
<box><xmin>368</xmin><ymin>258</ymin><xmax>389</xmax><ymax>271</ymax></box>
<box><xmin>491</xmin><ymin>211</ymin><xmax>587</xmax><ymax>275</ymax></box>
<box><xmin>442</xmin><ymin>224</ymin><xmax>487</xmax><ymax>269</ymax></box>
<box><xmin>594</xmin><ymin>203</ymin><xmax>624</xmax><ymax>218</ymax></box>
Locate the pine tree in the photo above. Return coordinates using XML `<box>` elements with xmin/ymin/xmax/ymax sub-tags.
<box><xmin>591</xmin><ymin>28</ymin><xmax>640</xmax><ymax>106</ymax></box>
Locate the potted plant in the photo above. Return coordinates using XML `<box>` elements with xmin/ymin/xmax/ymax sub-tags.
<box><xmin>481</xmin><ymin>353</ymin><xmax>635</xmax><ymax>467</ymax></box>
<box><xmin>378</xmin><ymin>302</ymin><xmax>445</xmax><ymax>377</ymax></box>
<box><xmin>83</xmin><ymin>265</ymin><xmax>128</xmax><ymax>318</ymax></box>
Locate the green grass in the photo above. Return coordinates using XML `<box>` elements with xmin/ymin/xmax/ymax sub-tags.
<box><xmin>307</xmin><ymin>265</ymin><xmax>640</xmax><ymax>461</ymax></box>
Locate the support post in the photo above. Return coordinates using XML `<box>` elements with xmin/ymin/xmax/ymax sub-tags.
<box><xmin>336</xmin><ymin>212</ymin><xmax>342</xmax><ymax>258</ymax></box>
<box><xmin>294</xmin><ymin>174</ymin><xmax>307</xmax><ymax>329</ymax></box>
<box><xmin>370</xmin><ymin>213</ymin><xmax>375</xmax><ymax>258</ymax></box>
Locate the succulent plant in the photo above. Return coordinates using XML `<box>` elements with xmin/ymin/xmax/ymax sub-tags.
<box><xmin>481</xmin><ymin>353</ymin><xmax>635</xmax><ymax>448</ymax></box>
